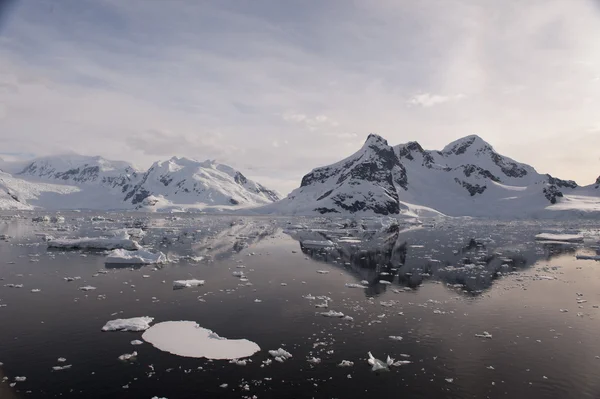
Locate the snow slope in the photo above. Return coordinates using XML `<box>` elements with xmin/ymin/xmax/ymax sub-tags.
<box><xmin>123</xmin><ymin>157</ymin><xmax>280</xmax><ymax>211</ymax></box>
<box><xmin>258</xmin><ymin>134</ymin><xmax>600</xmax><ymax>218</ymax></box>
<box><xmin>0</xmin><ymin>155</ymin><xmax>280</xmax><ymax>211</ymax></box>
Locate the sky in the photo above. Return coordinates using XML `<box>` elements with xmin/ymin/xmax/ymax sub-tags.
<box><xmin>1</xmin><ymin>0</ymin><xmax>600</xmax><ymax>195</ymax></box>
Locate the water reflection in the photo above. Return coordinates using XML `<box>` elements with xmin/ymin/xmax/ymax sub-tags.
<box><xmin>287</xmin><ymin>224</ymin><xmax>580</xmax><ymax>297</ymax></box>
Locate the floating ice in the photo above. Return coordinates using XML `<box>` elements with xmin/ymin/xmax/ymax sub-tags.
<box><xmin>118</xmin><ymin>352</ymin><xmax>138</xmax><ymax>361</ymax></box>
<box><xmin>307</xmin><ymin>357</ymin><xmax>321</xmax><ymax>364</ymax></box>
<box><xmin>14</xmin><ymin>376</ymin><xmax>26</xmax><ymax>382</ymax></box>
<box><xmin>142</xmin><ymin>321</ymin><xmax>260</xmax><ymax>360</ymax></box>
<box><xmin>389</xmin><ymin>336</ymin><xmax>403</xmax><ymax>341</ymax></box>
<box><xmin>48</xmin><ymin>232</ymin><xmax>141</xmax><ymax>250</ymax></box>
<box><xmin>316</xmin><ymin>270</ymin><xmax>330</xmax><ymax>274</ymax></box>
<box><xmin>475</xmin><ymin>331</ymin><xmax>493</xmax><ymax>339</ymax></box>
<box><xmin>576</xmin><ymin>255</ymin><xmax>600</xmax><ymax>261</ymax></box>
<box><xmin>345</xmin><ymin>283</ymin><xmax>368</xmax><ymax>289</ymax></box>
<box><xmin>52</xmin><ymin>365</ymin><xmax>72</xmax><ymax>371</ymax></box>
<box><xmin>173</xmin><ymin>279</ymin><xmax>205</xmax><ymax>289</ymax></box>
<box><xmin>338</xmin><ymin>360</ymin><xmax>354</xmax><ymax>367</ymax></box>
<box><xmin>320</xmin><ymin>310</ymin><xmax>345</xmax><ymax>318</ymax></box>
<box><xmin>106</xmin><ymin>249</ymin><xmax>166</xmax><ymax>265</ymax></box>
<box><xmin>378</xmin><ymin>280</ymin><xmax>392</xmax><ymax>285</ymax></box>
<box><xmin>301</xmin><ymin>240</ymin><xmax>335</xmax><ymax>248</ymax></box>
<box><xmin>367</xmin><ymin>352</ymin><xmax>393</xmax><ymax>372</ymax></box>
<box><xmin>131</xmin><ymin>340</ymin><xmax>144</xmax><ymax>346</ymax></box>
<box><xmin>534</xmin><ymin>233</ymin><xmax>584</xmax><ymax>243</ymax></box>
<box><xmin>269</xmin><ymin>348</ymin><xmax>292</xmax><ymax>363</ymax></box>
<box><xmin>79</xmin><ymin>286</ymin><xmax>97</xmax><ymax>291</ymax></box>
<box><xmin>102</xmin><ymin>317</ymin><xmax>154</xmax><ymax>332</ymax></box>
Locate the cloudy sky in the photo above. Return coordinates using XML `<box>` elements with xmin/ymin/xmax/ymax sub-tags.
<box><xmin>1</xmin><ymin>0</ymin><xmax>600</xmax><ymax>194</ymax></box>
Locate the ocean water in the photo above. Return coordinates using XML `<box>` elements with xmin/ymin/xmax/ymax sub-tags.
<box><xmin>1</xmin><ymin>212</ymin><xmax>600</xmax><ymax>399</ymax></box>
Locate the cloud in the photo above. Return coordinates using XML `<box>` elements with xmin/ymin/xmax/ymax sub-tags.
<box><xmin>282</xmin><ymin>112</ymin><xmax>339</xmax><ymax>130</ymax></box>
<box><xmin>408</xmin><ymin>93</ymin><xmax>465</xmax><ymax>107</ymax></box>
<box><xmin>1</xmin><ymin>0</ymin><xmax>600</xmax><ymax>195</ymax></box>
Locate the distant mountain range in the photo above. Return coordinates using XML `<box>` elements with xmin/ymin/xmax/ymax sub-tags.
<box><xmin>1</xmin><ymin>134</ymin><xmax>598</xmax><ymax>217</ymax></box>
<box><xmin>257</xmin><ymin>134</ymin><xmax>600</xmax><ymax>218</ymax></box>
<box><xmin>0</xmin><ymin>155</ymin><xmax>280</xmax><ymax>211</ymax></box>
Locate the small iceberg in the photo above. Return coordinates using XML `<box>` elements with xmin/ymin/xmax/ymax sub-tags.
<box><xmin>142</xmin><ymin>321</ymin><xmax>260</xmax><ymax>360</ymax></box>
<box><xmin>300</xmin><ymin>240</ymin><xmax>335</xmax><ymax>248</ymax></box>
<box><xmin>106</xmin><ymin>249</ymin><xmax>166</xmax><ymax>265</ymax></box>
<box><xmin>118</xmin><ymin>351</ymin><xmax>138</xmax><ymax>361</ymax></box>
<box><xmin>48</xmin><ymin>232</ymin><xmax>141</xmax><ymax>251</ymax></box>
<box><xmin>320</xmin><ymin>310</ymin><xmax>345</xmax><ymax>318</ymax></box>
<box><xmin>269</xmin><ymin>348</ymin><xmax>292</xmax><ymax>363</ymax></box>
<box><xmin>102</xmin><ymin>317</ymin><xmax>154</xmax><ymax>332</ymax></box>
<box><xmin>367</xmin><ymin>352</ymin><xmax>393</xmax><ymax>372</ymax></box>
<box><xmin>173</xmin><ymin>279</ymin><xmax>205</xmax><ymax>289</ymax></box>
<box><xmin>534</xmin><ymin>233</ymin><xmax>584</xmax><ymax>243</ymax></box>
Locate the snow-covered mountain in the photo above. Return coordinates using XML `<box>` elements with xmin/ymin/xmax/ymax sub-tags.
<box><xmin>124</xmin><ymin>157</ymin><xmax>280</xmax><ymax>210</ymax></box>
<box><xmin>18</xmin><ymin>155</ymin><xmax>140</xmax><ymax>193</ymax></box>
<box><xmin>261</xmin><ymin>134</ymin><xmax>600</xmax><ymax>218</ymax></box>
<box><xmin>0</xmin><ymin>155</ymin><xmax>280</xmax><ymax>211</ymax></box>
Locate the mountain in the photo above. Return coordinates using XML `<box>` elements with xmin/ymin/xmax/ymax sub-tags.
<box><xmin>123</xmin><ymin>157</ymin><xmax>280</xmax><ymax>210</ymax></box>
<box><xmin>261</xmin><ymin>134</ymin><xmax>599</xmax><ymax>218</ymax></box>
<box><xmin>18</xmin><ymin>155</ymin><xmax>140</xmax><ymax>193</ymax></box>
<box><xmin>0</xmin><ymin>155</ymin><xmax>280</xmax><ymax>211</ymax></box>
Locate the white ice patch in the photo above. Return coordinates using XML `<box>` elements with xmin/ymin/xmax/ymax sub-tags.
<box><xmin>173</xmin><ymin>279</ymin><xmax>205</xmax><ymax>289</ymax></box>
<box><xmin>534</xmin><ymin>233</ymin><xmax>584</xmax><ymax>243</ymax></box>
<box><xmin>48</xmin><ymin>233</ymin><xmax>141</xmax><ymax>250</ymax></box>
<box><xmin>105</xmin><ymin>249</ymin><xmax>166</xmax><ymax>264</ymax></box>
<box><xmin>102</xmin><ymin>317</ymin><xmax>154</xmax><ymax>332</ymax></box>
<box><xmin>79</xmin><ymin>286</ymin><xmax>96</xmax><ymax>291</ymax></box>
<box><xmin>142</xmin><ymin>321</ymin><xmax>260</xmax><ymax>360</ymax></box>
<box><xmin>118</xmin><ymin>351</ymin><xmax>138</xmax><ymax>361</ymax></box>
<box><xmin>320</xmin><ymin>310</ymin><xmax>345</xmax><ymax>318</ymax></box>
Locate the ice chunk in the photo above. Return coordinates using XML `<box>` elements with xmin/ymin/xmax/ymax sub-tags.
<box><xmin>131</xmin><ymin>340</ymin><xmax>144</xmax><ymax>346</ymax></box>
<box><xmin>534</xmin><ymin>233</ymin><xmax>584</xmax><ymax>243</ymax></box>
<box><xmin>14</xmin><ymin>376</ymin><xmax>26</xmax><ymax>382</ymax></box>
<box><xmin>320</xmin><ymin>310</ymin><xmax>345</xmax><ymax>318</ymax></box>
<box><xmin>389</xmin><ymin>336</ymin><xmax>403</xmax><ymax>341</ymax></box>
<box><xmin>142</xmin><ymin>321</ymin><xmax>260</xmax><ymax>360</ymax></box>
<box><xmin>576</xmin><ymin>255</ymin><xmax>600</xmax><ymax>261</ymax></box>
<box><xmin>79</xmin><ymin>286</ymin><xmax>97</xmax><ymax>291</ymax></box>
<box><xmin>102</xmin><ymin>317</ymin><xmax>154</xmax><ymax>332</ymax></box>
<box><xmin>475</xmin><ymin>331</ymin><xmax>493</xmax><ymax>339</ymax></box>
<box><xmin>48</xmin><ymin>235</ymin><xmax>141</xmax><ymax>250</ymax></box>
<box><xmin>367</xmin><ymin>352</ymin><xmax>392</xmax><ymax>372</ymax></box>
<box><xmin>106</xmin><ymin>249</ymin><xmax>166</xmax><ymax>265</ymax></box>
<box><xmin>268</xmin><ymin>348</ymin><xmax>292</xmax><ymax>360</ymax></box>
<box><xmin>307</xmin><ymin>357</ymin><xmax>321</xmax><ymax>364</ymax></box>
<box><xmin>338</xmin><ymin>360</ymin><xmax>354</xmax><ymax>367</ymax></box>
<box><xmin>118</xmin><ymin>351</ymin><xmax>137</xmax><ymax>361</ymax></box>
<box><xmin>301</xmin><ymin>240</ymin><xmax>335</xmax><ymax>248</ymax></box>
<box><xmin>345</xmin><ymin>283</ymin><xmax>368</xmax><ymax>289</ymax></box>
<box><xmin>316</xmin><ymin>270</ymin><xmax>330</xmax><ymax>274</ymax></box>
<box><xmin>52</xmin><ymin>365</ymin><xmax>72</xmax><ymax>371</ymax></box>
<box><xmin>173</xmin><ymin>279</ymin><xmax>205</xmax><ymax>289</ymax></box>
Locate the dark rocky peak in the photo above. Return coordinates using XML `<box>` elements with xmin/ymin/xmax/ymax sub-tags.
<box><xmin>396</xmin><ymin>141</ymin><xmax>435</xmax><ymax>167</ymax></box>
<box><xmin>595</xmin><ymin>176</ymin><xmax>600</xmax><ymax>188</ymax></box>
<box><xmin>442</xmin><ymin>135</ymin><xmax>493</xmax><ymax>156</ymax></box>
<box><xmin>546</xmin><ymin>175</ymin><xmax>577</xmax><ymax>189</ymax></box>
<box><xmin>364</xmin><ymin>133</ymin><xmax>388</xmax><ymax>147</ymax></box>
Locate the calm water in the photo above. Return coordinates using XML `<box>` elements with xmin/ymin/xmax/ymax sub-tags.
<box><xmin>1</xmin><ymin>213</ymin><xmax>600</xmax><ymax>398</ymax></box>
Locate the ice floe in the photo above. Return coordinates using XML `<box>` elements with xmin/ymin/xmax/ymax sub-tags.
<box><xmin>367</xmin><ymin>352</ymin><xmax>393</xmax><ymax>372</ymax></box>
<box><xmin>142</xmin><ymin>321</ymin><xmax>260</xmax><ymax>360</ymax></box>
<box><xmin>48</xmin><ymin>232</ymin><xmax>141</xmax><ymax>250</ymax></box>
<box><xmin>102</xmin><ymin>317</ymin><xmax>154</xmax><ymax>332</ymax></box>
<box><xmin>173</xmin><ymin>279</ymin><xmax>205</xmax><ymax>289</ymax></box>
<box><xmin>105</xmin><ymin>248</ymin><xmax>166</xmax><ymax>264</ymax></box>
<box><xmin>534</xmin><ymin>233</ymin><xmax>584</xmax><ymax>243</ymax></box>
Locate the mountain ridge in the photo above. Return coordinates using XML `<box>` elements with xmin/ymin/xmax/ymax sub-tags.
<box><xmin>258</xmin><ymin>134</ymin><xmax>600</xmax><ymax>217</ymax></box>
